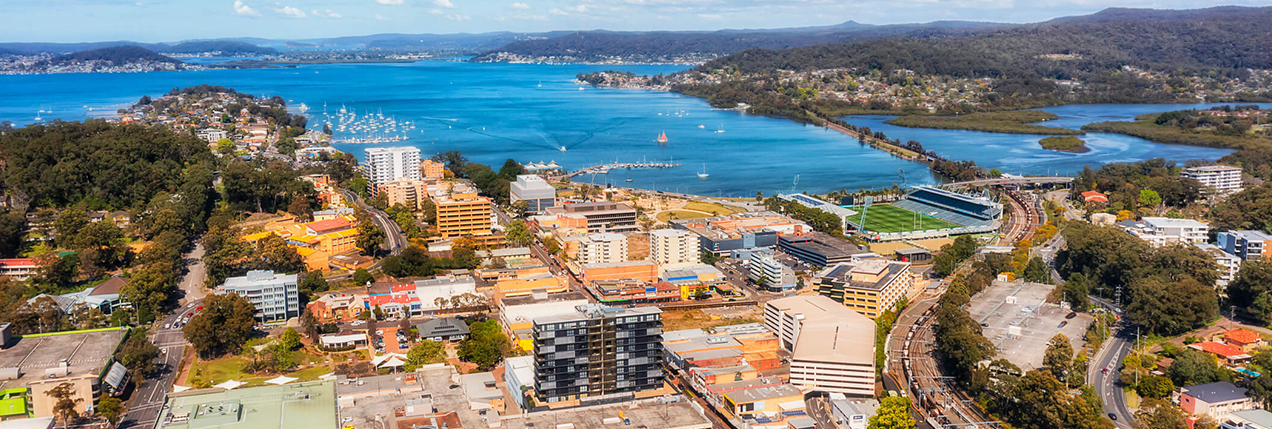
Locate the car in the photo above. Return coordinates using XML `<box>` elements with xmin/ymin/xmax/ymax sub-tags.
<box><xmin>1065</xmin><ymin>312</ymin><xmax>1077</xmax><ymax>319</ymax></box>
<box><xmin>376</xmin><ymin>330</ymin><xmax>384</xmax><ymax>335</ymax></box>
<box><xmin>1108</xmin><ymin>413</ymin><xmax>1117</xmax><ymax>421</ymax></box>
<box><xmin>185</xmin><ymin>312</ymin><xmax>194</xmax><ymax>318</ymax></box>
<box><xmin>196</xmin><ymin>305</ymin><xmax>203</xmax><ymax>311</ymax></box>
<box><xmin>980</xmin><ymin>323</ymin><xmax>989</xmax><ymax>327</ymax></box>
<box><xmin>449</xmin><ymin>384</ymin><xmax>460</xmax><ymax>389</ymax></box>
<box><xmin>342</xmin><ymin>417</ymin><xmax>353</xmax><ymax>423</ymax></box>
<box><xmin>164</xmin><ymin>324</ymin><xmax>171</xmax><ymax>329</ymax></box>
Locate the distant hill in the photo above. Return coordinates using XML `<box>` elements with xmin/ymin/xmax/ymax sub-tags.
<box><xmin>48</xmin><ymin>45</ymin><xmax>183</xmax><ymax>66</ymax></box>
<box><xmin>702</xmin><ymin>6</ymin><xmax>1272</xmax><ymax>75</ymax></box>
<box><xmin>161</xmin><ymin>41</ymin><xmax>278</xmax><ymax>56</ymax></box>
<box><xmin>469</xmin><ymin>21</ymin><xmax>1005</xmax><ymax>62</ymax></box>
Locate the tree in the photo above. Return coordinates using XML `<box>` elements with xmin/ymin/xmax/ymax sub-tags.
<box><xmin>217</xmin><ymin>138</ymin><xmax>236</xmax><ymax>154</ymax></box>
<box><xmin>1024</xmin><ymin>256</ymin><xmax>1052</xmax><ymax>283</ymax></box>
<box><xmin>505</xmin><ymin>220</ymin><xmax>532</xmax><ymax>247</ymax></box>
<box><xmin>184</xmin><ymin>292</ymin><xmax>257</xmax><ymax>358</ymax></box>
<box><xmin>115</xmin><ymin>327</ymin><xmax>160</xmax><ymax>377</ymax></box>
<box><xmin>280</xmin><ymin>327</ymin><xmax>302</xmax><ymax>351</ymax></box>
<box><xmin>458</xmin><ymin>319</ymin><xmax>511</xmax><ymax>370</ymax></box>
<box><xmin>254</xmin><ymin>234</ymin><xmax>305</xmax><ymax>274</ymax></box>
<box><xmin>1138</xmin><ymin>189</ymin><xmax>1162</xmax><ymax>207</ymax></box>
<box><xmin>353</xmin><ymin>268</ymin><xmax>374</xmax><ymax>286</ymax></box>
<box><xmin>356</xmin><ymin>219</ymin><xmax>385</xmax><ymax>256</ymax></box>
<box><xmin>298</xmin><ymin>271</ymin><xmax>329</xmax><ymax>297</ymax></box>
<box><xmin>1043</xmin><ymin>334</ymin><xmax>1073</xmax><ymax>385</ymax></box>
<box><xmin>1228</xmin><ymin>260</ymin><xmax>1272</xmax><ymax>323</ymax></box>
<box><xmin>405</xmin><ymin>340</ymin><xmax>445</xmax><ymax>371</ymax></box>
<box><xmin>1167</xmin><ymin>349</ymin><xmax>1222</xmax><ymax>387</ymax></box>
<box><xmin>869</xmin><ymin>397</ymin><xmax>915</xmax><ymax>429</ymax></box>
<box><xmin>1062</xmin><ymin>272</ymin><xmax>1092</xmax><ymax>311</ymax></box>
<box><xmin>97</xmin><ymin>395</ymin><xmax>124</xmax><ymax>427</ymax></box>
<box><xmin>1134</xmin><ymin>399</ymin><xmax>1187</xmax><ymax>429</ymax></box>
<box><xmin>46</xmin><ymin>382</ymin><xmax>82</xmax><ymax>427</ymax></box>
<box><xmin>300</xmin><ymin>309</ymin><xmax>320</xmax><ymax>339</ymax></box>
<box><xmin>1137</xmin><ymin>375</ymin><xmax>1175</xmax><ymax>399</ymax></box>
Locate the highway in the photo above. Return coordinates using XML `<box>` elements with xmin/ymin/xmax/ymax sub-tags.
<box><xmin>343</xmin><ymin>189</ymin><xmax>407</xmax><ymax>255</ymax></box>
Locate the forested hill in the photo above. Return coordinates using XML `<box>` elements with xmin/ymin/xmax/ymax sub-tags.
<box><xmin>47</xmin><ymin>45</ymin><xmax>183</xmax><ymax>66</ymax></box>
<box><xmin>161</xmin><ymin>41</ymin><xmax>279</xmax><ymax>56</ymax></box>
<box><xmin>470</xmin><ymin>21</ymin><xmax>1002</xmax><ymax>62</ymax></box>
<box><xmin>702</xmin><ymin>6</ymin><xmax>1272</xmax><ymax>75</ymax></box>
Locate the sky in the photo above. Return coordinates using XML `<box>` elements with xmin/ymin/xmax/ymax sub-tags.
<box><xmin>5</xmin><ymin>0</ymin><xmax>1272</xmax><ymax>43</ymax></box>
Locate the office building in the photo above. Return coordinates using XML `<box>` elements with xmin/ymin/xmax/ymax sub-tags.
<box><xmin>1118</xmin><ymin>217</ymin><xmax>1209</xmax><ymax>246</ymax></box>
<box><xmin>510</xmin><ymin>175</ymin><xmax>557</xmax><ymax>213</ymax></box>
<box><xmin>577</xmin><ymin>233</ymin><xmax>629</xmax><ymax>265</ymax></box>
<box><xmin>672</xmin><ymin>211</ymin><xmax>810</xmax><ymax>257</ymax></box>
<box><xmin>531</xmin><ymin>305</ymin><xmax>664</xmax><ymax>405</ymax></box>
<box><xmin>764</xmin><ymin>295</ymin><xmax>875</xmax><ymax>396</ymax></box>
<box><xmin>778</xmin><ymin>232</ymin><xmax>871</xmax><ymax>267</ymax></box>
<box><xmin>650</xmin><ymin>229</ymin><xmax>701</xmax><ymax>266</ymax></box>
<box><xmin>153</xmin><ymin>381</ymin><xmax>338</xmax><ymax>429</ymax></box>
<box><xmin>377</xmin><ymin>178</ymin><xmax>429</xmax><ymax>210</ymax></box>
<box><xmin>217</xmin><ymin>270</ymin><xmax>300</xmax><ymax>322</ymax></box>
<box><xmin>544</xmin><ymin>202</ymin><xmax>639</xmax><ymax>233</ymax></box>
<box><xmin>420</xmin><ymin>159</ymin><xmax>445</xmax><ymax>179</ymax></box>
<box><xmin>748</xmin><ymin>250</ymin><xmax>797</xmax><ymax>292</ymax></box>
<box><xmin>364</xmin><ymin>147</ymin><xmax>421</xmax><ymax>192</ymax></box>
<box><xmin>0</xmin><ymin>259</ymin><xmax>39</xmax><ymax>281</ymax></box>
<box><xmin>1182</xmin><ymin>165</ymin><xmax>1244</xmax><ymax>195</ymax></box>
<box><xmin>814</xmin><ymin>259</ymin><xmax>916</xmax><ymax>318</ymax></box>
<box><xmin>433</xmin><ymin>191</ymin><xmax>493</xmax><ymax>238</ymax></box>
<box><xmin>1196</xmin><ymin>243</ymin><xmax>1242</xmax><ymax>289</ymax></box>
<box><xmin>1218</xmin><ymin>230</ymin><xmax>1272</xmax><ymax>261</ymax></box>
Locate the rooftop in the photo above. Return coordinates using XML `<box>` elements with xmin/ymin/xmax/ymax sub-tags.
<box><xmin>222</xmin><ymin>270</ymin><xmax>297</xmax><ymax>289</ymax></box>
<box><xmin>155</xmin><ymin>381</ymin><xmax>338</xmax><ymax>429</ymax></box>
<box><xmin>1225</xmin><ymin>230</ymin><xmax>1272</xmax><ymax>241</ymax></box>
<box><xmin>0</xmin><ymin>328</ymin><xmax>127</xmax><ymax>389</ymax></box>
<box><xmin>724</xmin><ymin>384</ymin><xmax>803</xmax><ymax>403</ymax></box>
<box><xmin>533</xmin><ymin>304</ymin><xmax>661</xmax><ymax>325</ymax></box>
<box><xmin>1185</xmin><ymin>165</ymin><xmax>1242</xmax><ymax>172</ymax></box>
<box><xmin>1142</xmin><ymin>217</ymin><xmax>1209</xmax><ymax>228</ymax></box>
<box><xmin>767</xmin><ymin>295</ymin><xmax>875</xmax><ymax>364</ymax></box>
<box><xmin>507</xmin><ymin>400</ymin><xmax>711</xmax><ymax>429</ymax></box>
<box><xmin>1229</xmin><ymin>409</ymin><xmax>1272</xmax><ymax>428</ymax></box>
<box><xmin>1183</xmin><ymin>381</ymin><xmax>1249</xmax><ymax>404</ymax></box>
<box><xmin>416</xmin><ymin>318</ymin><xmax>471</xmax><ymax>338</ymax></box>
<box><xmin>815</xmin><ymin>260</ymin><xmax>910</xmax><ymax>292</ymax></box>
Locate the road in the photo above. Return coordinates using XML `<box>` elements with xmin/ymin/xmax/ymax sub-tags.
<box><xmin>805</xmin><ymin>396</ymin><xmax>839</xmax><ymax>429</ymax></box>
<box><xmin>343</xmin><ymin>189</ymin><xmax>407</xmax><ymax>255</ymax></box>
<box><xmin>1088</xmin><ymin>296</ymin><xmax>1136</xmax><ymax>427</ymax></box>
<box><xmin>118</xmin><ymin>244</ymin><xmax>208</xmax><ymax>428</ymax></box>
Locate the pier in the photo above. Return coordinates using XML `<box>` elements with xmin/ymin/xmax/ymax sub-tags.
<box><xmin>565</xmin><ymin>161</ymin><xmax>682</xmax><ymax>178</ymax></box>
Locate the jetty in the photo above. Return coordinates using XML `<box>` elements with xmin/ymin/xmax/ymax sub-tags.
<box><xmin>565</xmin><ymin>161</ymin><xmax>682</xmax><ymax>178</ymax></box>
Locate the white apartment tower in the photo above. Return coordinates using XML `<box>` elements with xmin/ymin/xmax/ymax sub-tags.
<box><xmin>364</xmin><ymin>147</ymin><xmax>421</xmax><ymax>194</ymax></box>
<box><xmin>649</xmin><ymin>229</ymin><xmax>700</xmax><ymax>266</ymax></box>
<box><xmin>577</xmin><ymin>233</ymin><xmax>629</xmax><ymax>265</ymax></box>
<box><xmin>1182</xmin><ymin>165</ymin><xmax>1244</xmax><ymax>196</ymax></box>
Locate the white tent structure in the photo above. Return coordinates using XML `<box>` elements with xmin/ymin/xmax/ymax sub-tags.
<box><xmin>372</xmin><ymin>353</ymin><xmax>408</xmax><ymax>369</ymax></box>
<box><xmin>172</xmin><ymin>385</ymin><xmax>192</xmax><ymax>393</ymax></box>
<box><xmin>264</xmin><ymin>376</ymin><xmax>297</xmax><ymax>385</ymax></box>
<box><xmin>213</xmin><ymin>380</ymin><xmax>245</xmax><ymax>390</ymax></box>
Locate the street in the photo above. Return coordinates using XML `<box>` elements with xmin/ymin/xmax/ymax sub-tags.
<box><xmin>805</xmin><ymin>396</ymin><xmax>839</xmax><ymax>429</ymax></box>
<box><xmin>1088</xmin><ymin>297</ymin><xmax>1135</xmax><ymax>427</ymax></box>
<box><xmin>343</xmin><ymin>189</ymin><xmax>407</xmax><ymax>255</ymax></box>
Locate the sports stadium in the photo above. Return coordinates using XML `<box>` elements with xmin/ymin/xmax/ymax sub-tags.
<box><xmin>845</xmin><ymin>186</ymin><xmax>1003</xmax><ymax>241</ymax></box>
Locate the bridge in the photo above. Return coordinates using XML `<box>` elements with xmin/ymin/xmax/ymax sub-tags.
<box><xmin>943</xmin><ymin>176</ymin><xmax>1074</xmax><ymax>189</ymax></box>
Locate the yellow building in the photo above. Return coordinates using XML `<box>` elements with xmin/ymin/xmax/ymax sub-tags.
<box><xmin>420</xmin><ymin>159</ymin><xmax>446</xmax><ymax>179</ymax></box>
<box><xmin>720</xmin><ymin>384</ymin><xmax>805</xmax><ymax>423</ymax></box>
<box><xmin>494</xmin><ymin>272</ymin><xmax>569</xmax><ymax>299</ymax></box>
<box><xmin>378</xmin><ymin>178</ymin><xmax>429</xmax><ymax>210</ymax></box>
<box><xmin>813</xmin><ymin>259</ymin><xmax>916</xmax><ymax>318</ymax></box>
<box><xmin>433</xmin><ymin>192</ymin><xmax>492</xmax><ymax>238</ymax></box>
<box><xmin>247</xmin><ymin>216</ymin><xmax>360</xmax><ymax>271</ymax></box>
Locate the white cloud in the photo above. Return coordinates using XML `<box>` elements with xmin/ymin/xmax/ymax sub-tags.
<box><xmin>446</xmin><ymin>13</ymin><xmax>470</xmax><ymax>20</ymax></box>
<box><xmin>429</xmin><ymin>8</ymin><xmax>444</xmax><ymax>14</ymax></box>
<box><xmin>549</xmin><ymin>7</ymin><xmax>567</xmax><ymax>15</ymax></box>
<box><xmin>134</xmin><ymin>2</ymin><xmax>144</xmax><ymax>6</ymax></box>
<box><xmin>233</xmin><ymin>0</ymin><xmax>261</xmax><ymax>16</ymax></box>
<box><xmin>375</xmin><ymin>0</ymin><xmax>405</xmax><ymax>4</ymax></box>
<box><xmin>375</xmin><ymin>13</ymin><xmax>390</xmax><ymax>20</ymax></box>
<box><xmin>511</xmin><ymin>2</ymin><xmax>530</xmax><ymax>9</ymax></box>
<box><xmin>432</xmin><ymin>0</ymin><xmax>454</xmax><ymax>8</ymax></box>
<box><xmin>314</xmin><ymin>9</ymin><xmax>342</xmax><ymax>17</ymax></box>
<box><xmin>566</xmin><ymin>4</ymin><xmax>588</xmax><ymax>12</ymax></box>
<box><xmin>275</xmin><ymin>5</ymin><xmax>307</xmax><ymax>17</ymax></box>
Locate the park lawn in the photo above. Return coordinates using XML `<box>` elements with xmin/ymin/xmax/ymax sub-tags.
<box><xmin>682</xmin><ymin>201</ymin><xmax>740</xmax><ymax>216</ymax></box>
<box><xmin>853</xmin><ymin>205</ymin><xmax>960</xmax><ymax>233</ymax></box>
<box><xmin>287</xmin><ymin>366</ymin><xmax>334</xmax><ymax>381</ymax></box>
<box><xmin>657</xmin><ymin>210</ymin><xmax>711</xmax><ymax>223</ymax></box>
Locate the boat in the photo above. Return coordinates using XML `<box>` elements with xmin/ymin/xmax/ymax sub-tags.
<box><xmin>559</xmin><ymin>146</ymin><xmax>568</xmax><ymax>152</ymax></box>
<box><xmin>626</xmin><ymin>179</ymin><xmax>633</xmax><ymax>182</ymax></box>
<box><xmin>657</xmin><ymin>132</ymin><xmax>668</xmax><ymax>144</ymax></box>
<box><xmin>698</xmin><ymin>124</ymin><xmax>705</xmax><ymax>129</ymax></box>
<box><xmin>716</xmin><ymin>124</ymin><xmax>725</xmax><ymax>133</ymax></box>
<box><xmin>298</xmin><ymin>103</ymin><xmax>310</xmax><ymax>113</ymax></box>
<box><xmin>697</xmin><ymin>164</ymin><xmax>709</xmax><ymax>178</ymax></box>
<box><xmin>34</xmin><ymin>112</ymin><xmax>42</xmax><ymax>122</ymax></box>
<box><xmin>537</xmin><ymin>81</ymin><xmax>543</xmax><ymax>87</ymax></box>
<box><xmin>578</xmin><ymin>87</ymin><xmax>585</xmax><ymax>91</ymax></box>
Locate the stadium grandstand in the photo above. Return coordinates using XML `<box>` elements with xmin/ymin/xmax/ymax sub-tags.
<box><xmin>846</xmin><ymin>186</ymin><xmax>1002</xmax><ymax>241</ymax></box>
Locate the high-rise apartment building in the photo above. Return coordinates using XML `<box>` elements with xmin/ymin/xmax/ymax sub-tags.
<box><xmin>1218</xmin><ymin>230</ymin><xmax>1272</xmax><ymax>261</ymax></box>
<box><xmin>531</xmin><ymin>305</ymin><xmax>664</xmax><ymax>404</ymax></box>
<box><xmin>217</xmin><ymin>270</ymin><xmax>300</xmax><ymax>322</ymax></box>
<box><xmin>813</xmin><ymin>259</ymin><xmax>915</xmax><ymax>319</ymax></box>
<box><xmin>1182</xmin><ymin>165</ymin><xmax>1244</xmax><ymax>196</ymax></box>
<box><xmin>649</xmin><ymin>229</ymin><xmax>700</xmax><ymax>266</ymax></box>
<box><xmin>377</xmin><ymin>178</ymin><xmax>428</xmax><ymax>210</ymax></box>
<box><xmin>577</xmin><ymin>233</ymin><xmax>629</xmax><ymax>265</ymax></box>
<box><xmin>364</xmin><ymin>147</ymin><xmax>421</xmax><ymax>194</ymax></box>
<box><xmin>420</xmin><ymin>159</ymin><xmax>446</xmax><ymax>179</ymax></box>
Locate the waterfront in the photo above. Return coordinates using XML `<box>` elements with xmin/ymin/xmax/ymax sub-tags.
<box><xmin>0</xmin><ymin>61</ymin><xmax>1259</xmax><ymax>195</ymax></box>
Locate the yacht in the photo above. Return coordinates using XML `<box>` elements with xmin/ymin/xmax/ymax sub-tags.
<box><xmin>697</xmin><ymin>164</ymin><xmax>709</xmax><ymax>178</ymax></box>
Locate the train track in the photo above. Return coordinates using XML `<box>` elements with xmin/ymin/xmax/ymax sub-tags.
<box><xmin>890</xmin><ymin>294</ymin><xmax>998</xmax><ymax>428</ymax></box>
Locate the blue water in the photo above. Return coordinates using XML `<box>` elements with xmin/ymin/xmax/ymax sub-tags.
<box><xmin>0</xmin><ymin>60</ymin><xmax>1259</xmax><ymax>195</ymax></box>
<box><xmin>841</xmin><ymin>102</ymin><xmax>1272</xmax><ymax>176</ymax></box>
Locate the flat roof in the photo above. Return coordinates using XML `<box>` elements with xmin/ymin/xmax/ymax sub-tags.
<box><xmin>155</xmin><ymin>381</ymin><xmax>338</xmax><ymax>429</ymax></box>
<box><xmin>662</xmin><ymin>323</ymin><xmax>770</xmax><ymax>342</ymax></box>
<box><xmin>724</xmin><ymin>384</ymin><xmax>803</xmax><ymax>403</ymax></box>
<box><xmin>1225</xmin><ymin>230</ymin><xmax>1272</xmax><ymax>241</ymax></box>
<box><xmin>507</xmin><ymin>400</ymin><xmax>711</xmax><ymax>429</ymax></box>
<box><xmin>0</xmin><ymin>328</ymin><xmax>127</xmax><ymax>389</ymax></box>
<box><xmin>816</xmin><ymin>260</ymin><xmax>910</xmax><ymax>292</ymax></box>
<box><xmin>1185</xmin><ymin>165</ymin><xmax>1241</xmax><ymax>172</ymax></box>
<box><xmin>532</xmin><ymin>304</ymin><xmax>661</xmax><ymax>325</ymax></box>
<box><xmin>1230</xmin><ymin>409</ymin><xmax>1272</xmax><ymax>428</ymax></box>
<box><xmin>1184</xmin><ymin>382</ymin><xmax>1249</xmax><ymax>404</ymax></box>
<box><xmin>1142</xmin><ymin>217</ymin><xmax>1208</xmax><ymax>228</ymax></box>
<box><xmin>767</xmin><ymin>295</ymin><xmax>874</xmax><ymax>364</ymax></box>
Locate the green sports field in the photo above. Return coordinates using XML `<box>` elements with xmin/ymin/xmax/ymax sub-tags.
<box><xmin>848</xmin><ymin>204</ymin><xmax>961</xmax><ymax>233</ymax></box>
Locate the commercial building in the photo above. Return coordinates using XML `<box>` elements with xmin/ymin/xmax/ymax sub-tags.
<box><xmin>650</xmin><ymin>229</ymin><xmax>700</xmax><ymax>266</ymax></box>
<box><xmin>1179</xmin><ymin>382</ymin><xmax>1256</xmax><ymax>422</ymax></box>
<box><xmin>510</xmin><ymin>175</ymin><xmax>557</xmax><ymax>213</ymax></box>
<box><xmin>364</xmin><ymin>147</ymin><xmax>421</xmax><ymax>193</ymax></box>
<box><xmin>420</xmin><ymin>159</ymin><xmax>445</xmax><ymax>179</ymax></box>
<box><xmin>544</xmin><ymin>202</ymin><xmax>639</xmax><ymax>234</ymax></box>
<box><xmin>1218</xmin><ymin>230</ymin><xmax>1272</xmax><ymax>261</ymax></box>
<box><xmin>813</xmin><ymin>259</ymin><xmax>916</xmax><ymax>318</ymax></box>
<box><xmin>153</xmin><ymin>381</ymin><xmax>338</xmax><ymax>429</ymax></box>
<box><xmin>504</xmin><ymin>356</ymin><xmax>536</xmax><ymax>410</ymax></box>
<box><xmin>531</xmin><ymin>305</ymin><xmax>664</xmax><ymax>405</ymax></box>
<box><xmin>499</xmin><ymin>291</ymin><xmax>592</xmax><ymax>351</ymax></box>
<box><xmin>830</xmin><ymin>399</ymin><xmax>880</xmax><ymax>429</ymax></box>
<box><xmin>1195</xmin><ymin>243</ymin><xmax>1242</xmax><ymax>289</ymax></box>
<box><xmin>1182</xmin><ymin>165</ymin><xmax>1244</xmax><ymax>195</ymax></box>
<box><xmin>720</xmin><ymin>384</ymin><xmax>806</xmax><ymax>425</ymax></box>
<box><xmin>433</xmin><ymin>191</ymin><xmax>493</xmax><ymax>238</ymax></box>
<box><xmin>748</xmin><ymin>250</ymin><xmax>797</xmax><ymax>292</ymax></box>
<box><xmin>376</xmin><ymin>178</ymin><xmax>429</xmax><ymax>210</ymax></box>
<box><xmin>1118</xmin><ymin>217</ymin><xmax>1209</xmax><ymax>246</ymax></box>
<box><xmin>366</xmin><ymin>274</ymin><xmax>479</xmax><ymax>318</ymax></box>
<box><xmin>416</xmin><ymin>317</ymin><xmax>471</xmax><ymax>342</ymax></box>
<box><xmin>581</xmin><ymin>261</ymin><xmax>659</xmax><ymax>284</ymax></box>
<box><xmin>0</xmin><ymin>328</ymin><xmax>127</xmax><ymax>420</ymax></box>
<box><xmin>672</xmin><ymin>211</ymin><xmax>810</xmax><ymax>257</ymax></box>
<box><xmin>778</xmin><ymin>232</ymin><xmax>871</xmax><ymax>267</ymax></box>
<box><xmin>576</xmin><ymin>233</ymin><xmax>629</xmax><ymax>265</ymax></box>
<box><xmin>216</xmin><ymin>270</ymin><xmax>300</xmax><ymax>322</ymax></box>
<box><xmin>764</xmin><ymin>295</ymin><xmax>875</xmax><ymax>396</ymax></box>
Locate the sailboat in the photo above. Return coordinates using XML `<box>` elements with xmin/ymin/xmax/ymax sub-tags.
<box><xmin>537</xmin><ymin>81</ymin><xmax>543</xmax><ymax>87</ymax></box>
<box><xmin>657</xmin><ymin>132</ymin><xmax>668</xmax><ymax>144</ymax></box>
<box><xmin>34</xmin><ymin>111</ymin><xmax>42</xmax><ymax>122</ymax></box>
<box><xmin>697</xmin><ymin>164</ymin><xmax>709</xmax><ymax>178</ymax></box>
<box><xmin>715</xmin><ymin>124</ymin><xmax>725</xmax><ymax>133</ymax></box>
<box><xmin>559</xmin><ymin>146</ymin><xmax>568</xmax><ymax>152</ymax></box>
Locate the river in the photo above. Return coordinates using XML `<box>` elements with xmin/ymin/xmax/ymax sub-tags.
<box><xmin>0</xmin><ymin>60</ymin><xmax>1258</xmax><ymax>195</ymax></box>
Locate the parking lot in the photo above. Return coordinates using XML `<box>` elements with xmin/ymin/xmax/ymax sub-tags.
<box><xmin>967</xmin><ymin>280</ymin><xmax>1093</xmax><ymax>370</ymax></box>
